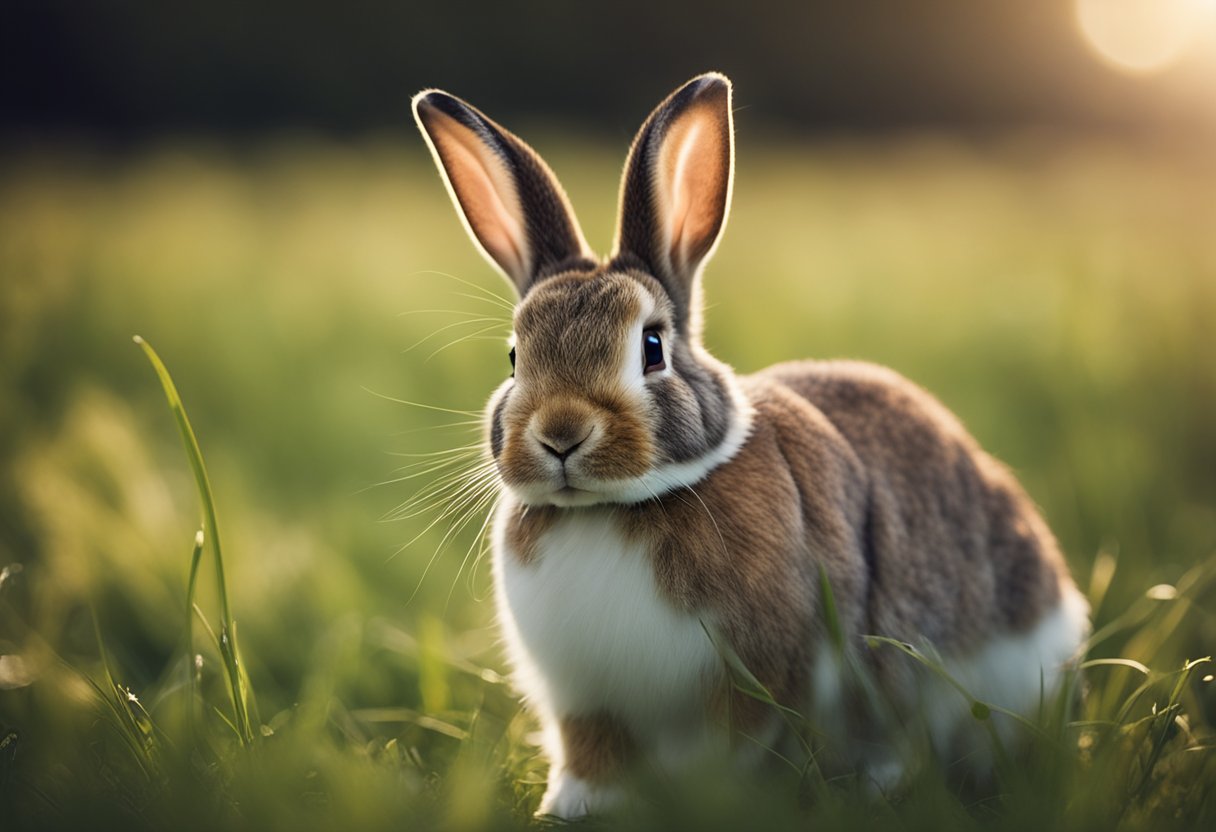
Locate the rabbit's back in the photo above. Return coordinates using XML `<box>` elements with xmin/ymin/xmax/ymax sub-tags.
<box><xmin>755</xmin><ymin>359</ymin><xmax>1073</xmax><ymax>659</ymax></box>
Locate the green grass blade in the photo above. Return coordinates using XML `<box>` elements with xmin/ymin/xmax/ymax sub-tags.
<box><xmin>89</xmin><ymin>605</ymin><xmax>155</xmax><ymax>756</ymax></box>
<box><xmin>700</xmin><ymin>619</ymin><xmax>804</xmax><ymax>720</ymax></box>
<box><xmin>1136</xmin><ymin>657</ymin><xmax>1212</xmax><ymax>798</ymax></box>
<box><xmin>185</xmin><ymin>528</ymin><xmax>205</xmax><ymax>737</ymax></box>
<box><xmin>700</xmin><ymin>619</ymin><xmax>827</xmax><ymax>789</ymax></box>
<box><xmin>134</xmin><ymin>335</ymin><xmax>255</xmax><ymax>746</ymax></box>
<box><xmin>817</xmin><ymin>562</ymin><xmax>846</xmax><ymax>654</ymax></box>
<box><xmin>1082</xmin><ymin>658</ymin><xmax>1151</xmax><ymax>676</ymax></box>
<box><xmin>73</xmin><ymin>667</ymin><xmax>155</xmax><ymax>780</ymax></box>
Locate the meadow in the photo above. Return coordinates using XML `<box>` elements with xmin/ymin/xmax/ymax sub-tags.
<box><xmin>1</xmin><ymin>132</ymin><xmax>1214</xmax><ymax>830</ymax></box>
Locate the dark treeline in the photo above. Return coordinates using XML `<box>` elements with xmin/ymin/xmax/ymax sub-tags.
<box><xmin>0</xmin><ymin>0</ymin><xmax>1203</xmax><ymax>138</ymax></box>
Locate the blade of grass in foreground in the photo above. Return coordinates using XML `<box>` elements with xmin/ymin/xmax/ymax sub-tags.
<box><xmin>85</xmin><ymin>605</ymin><xmax>159</xmax><ymax>779</ymax></box>
<box><xmin>185</xmin><ymin>528</ymin><xmax>205</xmax><ymax>738</ymax></box>
<box><xmin>134</xmin><ymin>335</ymin><xmax>255</xmax><ymax>747</ymax></box>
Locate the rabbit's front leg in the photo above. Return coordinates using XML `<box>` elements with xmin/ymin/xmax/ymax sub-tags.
<box><xmin>537</xmin><ymin>713</ymin><xmax>633</xmax><ymax>819</ymax></box>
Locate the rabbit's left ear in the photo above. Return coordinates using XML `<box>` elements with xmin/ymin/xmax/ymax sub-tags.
<box><xmin>413</xmin><ymin>90</ymin><xmax>593</xmax><ymax>295</ymax></box>
<box><xmin>613</xmin><ymin>73</ymin><xmax>734</xmax><ymax>324</ymax></box>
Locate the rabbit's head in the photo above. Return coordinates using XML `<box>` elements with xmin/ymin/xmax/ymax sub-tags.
<box><xmin>414</xmin><ymin>74</ymin><xmax>752</xmax><ymax>507</ymax></box>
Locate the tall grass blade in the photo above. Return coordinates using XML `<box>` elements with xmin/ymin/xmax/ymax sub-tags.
<box><xmin>133</xmin><ymin>335</ymin><xmax>255</xmax><ymax>747</ymax></box>
<box><xmin>700</xmin><ymin>619</ymin><xmax>827</xmax><ymax>789</ymax></box>
<box><xmin>185</xmin><ymin>528</ymin><xmax>205</xmax><ymax>736</ymax></box>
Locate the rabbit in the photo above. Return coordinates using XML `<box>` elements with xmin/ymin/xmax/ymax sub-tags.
<box><xmin>411</xmin><ymin>72</ymin><xmax>1090</xmax><ymax>819</ymax></box>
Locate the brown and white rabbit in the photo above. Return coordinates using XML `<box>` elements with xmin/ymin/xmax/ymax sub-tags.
<box><xmin>411</xmin><ymin>73</ymin><xmax>1089</xmax><ymax>819</ymax></box>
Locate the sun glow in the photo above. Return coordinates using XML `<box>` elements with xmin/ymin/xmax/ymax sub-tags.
<box><xmin>1075</xmin><ymin>0</ymin><xmax>1216</xmax><ymax>75</ymax></box>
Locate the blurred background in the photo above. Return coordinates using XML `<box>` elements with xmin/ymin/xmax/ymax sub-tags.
<box><xmin>6</xmin><ymin>0</ymin><xmax>1216</xmax><ymax>136</ymax></box>
<box><xmin>2</xmin><ymin>0</ymin><xmax>1215</xmax><ymax>827</ymax></box>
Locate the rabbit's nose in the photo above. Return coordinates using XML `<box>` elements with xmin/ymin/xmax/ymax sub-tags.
<box><xmin>536</xmin><ymin>432</ymin><xmax>588</xmax><ymax>462</ymax></box>
<box><xmin>531</xmin><ymin>410</ymin><xmax>595</xmax><ymax>462</ymax></box>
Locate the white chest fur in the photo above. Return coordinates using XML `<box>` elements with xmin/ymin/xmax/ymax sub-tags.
<box><xmin>492</xmin><ymin>504</ymin><xmax>720</xmax><ymax>742</ymax></box>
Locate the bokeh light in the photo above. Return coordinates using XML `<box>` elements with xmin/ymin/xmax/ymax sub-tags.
<box><xmin>1075</xmin><ymin>0</ymin><xmax>1216</xmax><ymax>75</ymax></box>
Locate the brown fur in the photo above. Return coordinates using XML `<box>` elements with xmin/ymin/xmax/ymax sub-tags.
<box><xmin>491</xmin><ymin>266</ymin><xmax>733</xmax><ymax>492</ymax></box>
<box><xmin>560</xmin><ymin>713</ymin><xmax>637</xmax><ymax>783</ymax></box>
<box><xmin>415</xmin><ymin>74</ymin><xmax>1083</xmax><ymax>813</ymax></box>
<box><xmin>762</xmin><ymin>360</ymin><xmax>1067</xmax><ymax>646</ymax></box>
<box><xmin>490</xmin><ymin>261</ymin><xmax>744</xmax><ymax>570</ymax></box>
<box><xmin>615</xmin><ymin>377</ymin><xmax>868</xmax><ymax>719</ymax></box>
<box><xmin>495</xmin><ymin>272</ymin><xmax>657</xmax><ymax>490</ymax></box>
<box><xmin>513</xmin><ymin>272</ymin><xmax>640</xmax><ymax>390</ymax></box>
<box><xmin>503</xmin><ymin>502</ymin><xmax>559</xmax><ymax>567</ymax></box>
<box><xmin>501</xmin><ymin>357</ymin><xmax>1070</xmax><ymax>736</ymax></box>
<box><xmin>604</xmin><ymin>362</ymin><xmax>1067</xmax><ymax>714</ymax></box>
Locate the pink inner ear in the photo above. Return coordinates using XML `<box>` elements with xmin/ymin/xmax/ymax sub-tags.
<box><xmin>655</xmin><ymin>103</ymin><xmax>729</xmax><ymax>276</ymax></box>
<box><xmin>424</xmin><ymin>109</ymin><xmax>530</xmax><ymax>281</ymax></box>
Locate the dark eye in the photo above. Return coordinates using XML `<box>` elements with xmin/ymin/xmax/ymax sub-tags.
<box><xmin>643</xmin><ymin>330</ymin><xmax>665</xmax><ymax>374</ymax></box>
<box><xmin>509</xmin><ymin>346</ymin><xmax>516</xmax><ymax>375</ymax></box>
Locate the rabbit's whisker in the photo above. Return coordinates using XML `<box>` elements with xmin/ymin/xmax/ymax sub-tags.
<box><xmin>385</xmin><ymin>449</ymin><xmax>483</xmax><ymax>476</ymax></box>
<box><xmin>388</xmin><ymin>466</ymin><xmax>497</xmax><ymax>571</ymax></box>
<box><xmin>403</xmin><ymin>474</ymin><xmax>501</xmax><ymax>605</ymax></box>
<box><xmin>396</xmin><ymin>307</ymin><xmax>500</xmax><ymax>319</ymax></box>
<box><xmin>445</xmin><ymin>488</ymin><xmax>502</xmax><ymax>609</ymax></box>
<box><xmin>380</xmin><ymin>458</ymin><xmax>493</xmax><ymax>517</ymax></box>
<box><xmin>362</xmin><ymin>387</ymin><xmax>480</xmax><ymax>417</ymax></box>
<box><xmin>388</xmin><ymin>419</ymin><xmax>484</xmax><ymax>437</ymax></box>
<box><xmin>385</xmin><ymin>442</ymin><xmax>485</xmax><ymax>460</ymax></box>
<box><xmin>655</xmin><ymin>473</ymin><xmax>729</xmax><ymax>561</ymax></box>
<box><xmin>361</xmin><ymin>450</ymin><xmax>484</xmax><ymax>492</ymax></box>
<box><xmin>452</xmin><ymin>290</ymin><xmax>516</xmax><ymax>314</ymax></box>
<box><xmin>425</xmin><ymin>322</ymin><xmax>510</xmax><ymax>362</ymax></box>
<box><xmin>403</xmin><ymin>316</ymin><xmax>508</xmax><ymax>355</ymax></box>
<box><xmin>407</xmin><ymin>269</ymin><xmax>516</xmax><ymax>312</ymax></box>
<box><xmin>466</xmin><ymin>510</ymin><xmax>499</xmax><ymax>602</ymax></box>
<box><xmin>383</xmin><ymin>462</ymin><xmax>498</xmax><ymax>522</ymax></box>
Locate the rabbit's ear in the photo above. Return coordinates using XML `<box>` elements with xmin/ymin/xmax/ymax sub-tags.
<box><xmin>413</xmin><ymin>90</ymin><xmax>593</xmax><ymax>295</ymax></box>
<box><xmin>612</xmin><ymin>73</ymin><xmax>734</xmax><ymax>323</ymax></box>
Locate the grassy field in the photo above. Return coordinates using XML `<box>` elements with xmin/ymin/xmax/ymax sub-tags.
<box><xmin>1</xmin><ymin>133</ymin><xmax>1215</xmax><ymax>830</ymax></box>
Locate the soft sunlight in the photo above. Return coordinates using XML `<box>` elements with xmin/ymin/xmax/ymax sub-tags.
<box><xmin>1075</xmin><ymin>0</ymin><xmax>1216</xmax><ymax>75</ymax></box>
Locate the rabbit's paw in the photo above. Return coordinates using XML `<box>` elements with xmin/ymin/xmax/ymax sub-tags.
<box><xmin>537</xmin><ymin>772</ymin><xmax>624</xmax><ymax>820</ymax></box>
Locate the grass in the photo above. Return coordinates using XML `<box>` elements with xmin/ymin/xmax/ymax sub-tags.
<box><xmin>132</xmin><ymin>334</ymin><xmax>254</xmax><ymax>747</ymax></box>
<box><xmin>1</xmin><ymin>133</ymin><xmax>1214</xmax><ymax>830</ymax></box>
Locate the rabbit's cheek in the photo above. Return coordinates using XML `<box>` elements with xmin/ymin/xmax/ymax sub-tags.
<box><xmin>495</xmin><ymin>406</ymin><xmax>553</xmax><ymax>486</ymax></box>
<box><xmin>486</xmin><ymin>380</ymin><xmax>513</xmax><ymax>459</ymax></box>
<box><xmin>497</xmin><ymin>434</ymin><xmax>554</xmax><ymax>488</ymax></box>
<box><xmin>579</xmin><ymin>410</ymin><xmax>654</xmax><ymax>481</ymax></box>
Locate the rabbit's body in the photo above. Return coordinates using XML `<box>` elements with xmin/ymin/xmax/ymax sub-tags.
<box><xmin>494</xmin><ymin>359</ymin><xmax>1087</xmax><ymax>815</ymax></box>
<box><xmin>412</xmin><ymin>73</ymin><xmax>1089</xmax><ymax>819</ymax></box>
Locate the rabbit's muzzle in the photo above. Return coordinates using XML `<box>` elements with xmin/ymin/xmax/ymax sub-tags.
<box><xmin>495</xmin><ymin>389</ymin><xmax>654</xmax><ymax>505</ymax></box>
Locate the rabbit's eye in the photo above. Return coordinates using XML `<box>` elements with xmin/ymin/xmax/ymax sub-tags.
<box><xmin>643</xmin><ymin>330</ymin><xmax>665</xmax><ymax>374</ymax></box>
<box><xmin>509</xmin><ymin>346</ymin><xmax>516</xmax><ymax>375</ymax></box>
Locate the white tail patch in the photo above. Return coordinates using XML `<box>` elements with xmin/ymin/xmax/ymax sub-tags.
<box><xmin>922</xmin><ymin>584</ymin><xmax>1091</xmax><ymax>760</ymax></box>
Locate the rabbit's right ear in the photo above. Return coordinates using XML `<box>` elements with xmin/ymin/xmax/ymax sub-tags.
<box><xmin>413</xmin><ymin>91</ymin><xmax>593</xmax><ymax>295</ymax></box>
<box><xmin>612</xmin><ymin>73</ymin><xmax>734</xmax><ymax>329</ymax></box>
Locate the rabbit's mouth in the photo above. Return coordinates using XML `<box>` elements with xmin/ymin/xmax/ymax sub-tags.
<box><xmin>546</xmin><ymin>467</ymin><xmax>601</xmax><ymax>501</ymax></box>
<box><xmin>498</xmin><ymin>464</ymin><xmax>613</xmax><ymax>506</ymax></box>
<box><xmin>540</xmin><ymin>482</ymin><xmax>605</xmax><ymax>508</ymax></box>
<box><xmin>494</xmin><ymin>390</ymin><xmax>657</xmax><ymax>507</ymax></box>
